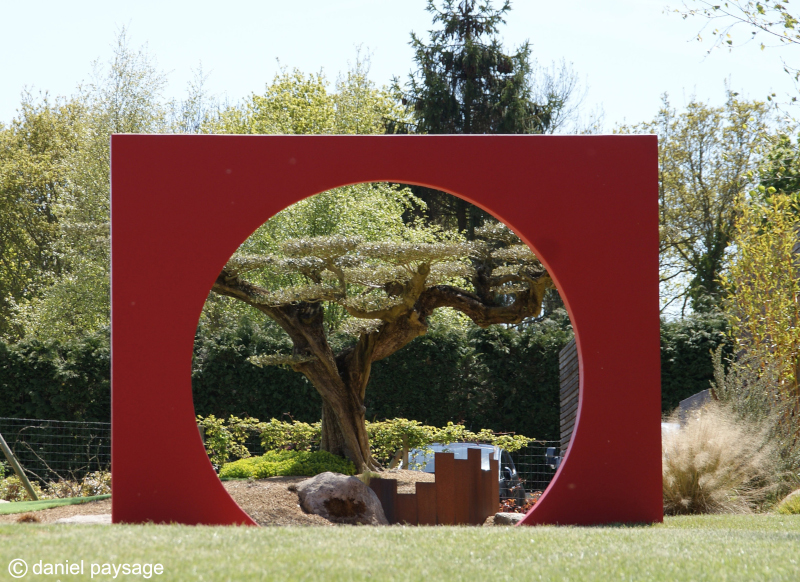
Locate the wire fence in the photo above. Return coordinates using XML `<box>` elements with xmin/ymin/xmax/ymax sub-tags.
<box><xmin>0</xmin><ymin>414</ymin><xmax>557</xmax><ymax>499</ymax></box>
<box><xmin>510</xmin><ymin>441</ymin><xmax>560</xmax><ymax>495</ymax></box>
<box><xmin>0</xmin><ymin>417</ymin><xmax>111</xmax><ymax>485</ymax></box>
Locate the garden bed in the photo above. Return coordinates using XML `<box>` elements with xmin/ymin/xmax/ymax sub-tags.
<box><xmin>0</xmin><ymin>470</ymin><xmax>445</xmax><ymax>525</ymax></box>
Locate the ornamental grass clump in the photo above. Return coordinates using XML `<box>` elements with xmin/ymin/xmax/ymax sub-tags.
<box><xmin>662</xmin><ymin>401</ymin><xmax>778</xmax><ymax>515</ymax></box>
<box><xmin>776</xmin><ymin>491</ymin><xmax>800</xmax><ymax>515</ymax></box>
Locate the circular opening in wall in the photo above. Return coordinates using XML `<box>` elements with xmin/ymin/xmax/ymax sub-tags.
<box><xmin>192</xmin><ymin>181</ymin><xmax>574</xmax><ymax>524</ymax></box>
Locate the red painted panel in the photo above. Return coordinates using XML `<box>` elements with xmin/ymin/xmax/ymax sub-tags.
<box><xmin>110</xmin><ymin>135</ymin><xmax>661</xmax><ymax>526</ymax></box>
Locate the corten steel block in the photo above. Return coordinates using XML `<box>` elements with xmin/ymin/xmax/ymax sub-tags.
<box><xmin>490</xmin><ymin>458</ymin><xmax>499</xmax><ymax>517</ymax></box>
<box><xmin>369</xmin><ymin>478</ymin><xmax>397</xmax><ymax>525</ymax></box>
<box><xmin>453</xmin><ymin>459</ymin><xmax>471</xmax><ymax>525</ymax></box>
<box><xmin>416</xmin><ymin>482</ymin><xmax>437</xmax><ymax>526</ymax></box>
<box><xmin>435</xmin><ymin>452</ymin><xmax>456</xmax><ymax>525</ymax></box>
<box><xmin>467</xmin><ymin>448</ymin><xmax>482</xmax><ymax>525</ymax></box>
<box><xmin>110</xmin><ymin>134</ymin><xmax>661</xmax><ymax>526</ymax></box>
<box><xmin>481</xmin><ymin>466</ymin><xmax>493</xmax><ymax>521</ymax></box>
<box><xmin>395</xmin><ymin>493</ymin><xmax>418</xmax><ymax>525</ymax></box>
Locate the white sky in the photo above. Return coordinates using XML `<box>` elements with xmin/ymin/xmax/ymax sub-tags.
<box><xmin>1</xmin><ymin>0</ymin><xmax>797</xmax><ymax>128</ymax></box>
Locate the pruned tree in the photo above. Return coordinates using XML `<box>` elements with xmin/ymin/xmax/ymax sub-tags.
<box><xmin>211</xmin><ymin>223</ymin><xmax>552</xmax><ymax>471</ymax></box>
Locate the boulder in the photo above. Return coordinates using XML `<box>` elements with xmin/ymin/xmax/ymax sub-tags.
<box><xmin>295</xmin><ymin>472</ymin><xmax>388</xmax><ymax>525</ymax></box>
<box><xmin>494</xmin><ymin>512</ymin><xmax>524</xmax><ymax>525</ymax></box>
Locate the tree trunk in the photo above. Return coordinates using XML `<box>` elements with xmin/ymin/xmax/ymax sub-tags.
<box><xmin>304</xmin><ymin>364</ymin><xmax>381</xmax><ymax>473</ymax></box>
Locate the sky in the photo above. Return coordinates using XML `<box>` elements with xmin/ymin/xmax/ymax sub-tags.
<box><xmin>1</xmin><ymin>0</ymin><xmax>797</xmax><ymax>129</ymax></box>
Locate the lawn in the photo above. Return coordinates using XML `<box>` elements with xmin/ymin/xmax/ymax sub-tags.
<box><xmin>0</xmin><ymin>495</ymin><xmax>111</xmax><ymax>516</ymax></box>
<box><xmin>0</xmin><ymin>515</ymin><xmax>798</xmax><ymax>581</ymax></box>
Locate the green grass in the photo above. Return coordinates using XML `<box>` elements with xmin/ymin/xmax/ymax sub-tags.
<box><xmin>0</xmin><ymin>495</ymin><xmax>110</xmax><ymax>515</ymax></box>
<box><xmin>0</xmin><ymin>515</ymin><xmax>798</xmax><ymax>581</ymax></box>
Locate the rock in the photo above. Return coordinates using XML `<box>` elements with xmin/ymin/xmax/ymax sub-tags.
<box><xmin>54</xmin><ymin>514</ymin><xmax>112</xmax><ymax>524</ymax></box>
<box><xmin>295</xmin><ymin>472</ymin><xmax>388</xmax><ymax>525</ymax></box>
<box><xmin>0</xmin><ymin>499</ymin><xmax>9</xmax><ymax>503</ymax></box>
<box><xmin>494</xmin><ymin>512</ymin><xmax>524</xmax><ymax>525</ymax></box>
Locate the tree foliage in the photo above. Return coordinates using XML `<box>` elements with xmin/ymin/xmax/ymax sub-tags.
<box><xmin>211</xmin><ymin>58</ymin><xmax>408</xmax><ymax>136</ymax></box>
<box><xmin>722</xmin><ymin>191</ymin><xmax>800</xmax><ymax>442</ymax></box>
<box><xmin>678</xmin><ymin>1</ymin><xmax>800</xmax><ymax>60</ymax></box>
<box><xmin>10</xmin><ymin>30</ymin><xmax>170</xmax><ymax>341</ymax></box>
<box><xmin>403</xmin><ymin>0</ymin><xmax>574</xmax><ymax>136</ymax></box>
<box><xmin>0</xmin><ymin>95</ymin><xmax>84</xmax><ymax>338</ymax></box>
<box><xmin>619</xmin><ymin>94</ymin><xmax>771</xmax><ymax>314</ymax></box>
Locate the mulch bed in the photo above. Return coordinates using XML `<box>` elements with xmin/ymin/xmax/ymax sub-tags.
<box><xmin>0</xmin><ymin>470</ymin><xmax>489</xmax><ymax>526</ymax></box>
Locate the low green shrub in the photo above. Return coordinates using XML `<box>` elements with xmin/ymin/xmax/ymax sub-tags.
<box><xmin>219</xmin><ymin>450</ymin><xmax>356</xmax><ymax>480</ymax></box>
<box><xmin>776</xmin><ymin>491</ymin><xmax>800</xmax><ymax>515</ymax></box>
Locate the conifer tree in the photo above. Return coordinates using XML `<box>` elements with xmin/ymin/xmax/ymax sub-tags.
<box><xmin>397</xmin><ymin>0</ymin><xmax>580</xmax><ymax>236</ymax></box>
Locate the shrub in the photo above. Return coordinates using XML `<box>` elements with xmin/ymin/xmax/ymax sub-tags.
<box><xmin>0</xmin><ymin>470</ymin><xmax>111</xmax><ymax>502</ymax></box>
<box><xmin>199</xmin><ymin>415</ymin><xmax>534</xmax><ymax>468</ymax></box>
<box><xmin>660</xmin><ymin>312</ymin><xmax>731</xmax><ymax>413</ymax></box>
<box><xmin>43</xmin><ymin>471</ymin><xmax>111</xmax><ymax>499</ymax></box>
<box><xmin>662</xmin><ymin>401</ymin><xmax>779</xmax><ymax>515</ymax></box>
<box><xmin>776</xmin><ymin>491</ymin><xmax>800</xmax><ymax>515</ymax></box>
<box><xmin>219</xmin><ymin>450</ymin><xmax>355</xmax><ymax>479</ymax></box>
<box><xmin>0</xmin><ymin>475</ymin><xmax>44</xmax><ymax>502</ymax></box>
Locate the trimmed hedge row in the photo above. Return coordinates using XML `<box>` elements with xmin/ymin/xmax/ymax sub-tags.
<box><xmin>660</xmin><ymin>312</ymin><xmax>731</xmax><ymax>413</ymax></box>
<box><xmin>0</xmin><ymin>330</ymin><xmax>110</xmax><ymax>422</ymax></box>
<box><xmin>0</xmin><ymin>312</ymin><xmax>731</xmax><ymax>436</ymax></box>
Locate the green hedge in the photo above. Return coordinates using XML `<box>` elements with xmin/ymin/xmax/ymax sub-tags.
<box><xmin>0</xmin><ymin>329</ymin><xmax>110</xmax><ymax>421</ymax></box>
<box><xmin>0</xmin><ymin>313</ymin><xmax>731</xmax><ymax>435</ymax></box>
<box><xmin>191</xmin><ymin>322</ymin><xmax>323</xmax><ymax>423</ymax></box>
<box><xmin>366</xmin><ymin>314</ymin><xmax>571</xmax><ymax>440</ymax></box>
<box><xmin>660</xmin><ymin>312</ymin><xmax>731</xmax><ymax>413</ymax></box>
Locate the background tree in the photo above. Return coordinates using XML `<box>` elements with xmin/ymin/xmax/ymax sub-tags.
<box><xmin>678</xmin><ymin>0</ymin><xmax>800</xmax><ymax>80</ymax></box>
<box><xmin>0</xmin><ymin>94</ymin><xmax>83</xmax><ymax>339</ymax></box>
<box><xmin>198</xmin><ymin>59</ymin><xmax>419</xmax><ymax>333</ymax></box>
<box><xmin>11</xmin><ymin>30</ymin><xmax>170</xmax><ymax>341</ymax></box>
<box><xmin>396</xmin><ymin>0</ymin><xmax>584</xmax><ymax>237</ymax></box>
<box><xmin>618</xmin><ymin>93</ymin><xmax>771</xmax><ymax>315</ymax></box>
<box><xmin>722</xmin><ymin>191</ymin><xmax>800</xmax><ymax>448</ymax></box>
<box><xmin>212</xmin><ymin>223</ymin><xmax>553</xmax><ymax>471</ymax></box>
